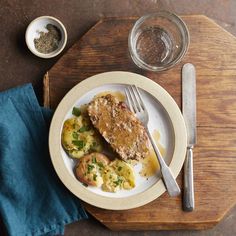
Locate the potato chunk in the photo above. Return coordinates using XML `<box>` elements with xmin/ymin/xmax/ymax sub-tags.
<box><xmin>61</xmin><ymin>107</ymin><xmax>103</xmax><ymax>159</ymax></box>
<box><xmin>75</xmin><ymin>153</ymin><xmax>110</xmax><ymax>187</ymax></box>
<box><xmin>102</xmin><ymin>159</ymin><xmax>135</xmax><ymax>192</ymax></box>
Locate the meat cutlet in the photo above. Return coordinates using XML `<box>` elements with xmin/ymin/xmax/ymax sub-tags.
<box><xmin>87</xmin><ymin>94</ymin><xmax>149</xmax><ymax>161</ymax></box>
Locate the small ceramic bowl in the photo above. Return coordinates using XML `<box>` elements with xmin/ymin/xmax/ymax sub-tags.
<box><xmin>25</xmin><ymin>16</ymin><xmax>67</xmax><ymax>58</ymax></box>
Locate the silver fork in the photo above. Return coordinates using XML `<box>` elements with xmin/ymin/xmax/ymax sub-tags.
<box><xmin>125</xmin><ymin>85</ymin><xmax>181</xmax><ymax>197</ymax></box>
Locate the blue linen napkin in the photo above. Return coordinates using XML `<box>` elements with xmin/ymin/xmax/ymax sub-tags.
<box><xmin>0</xmin><ymin>84</ymin><xmax>88</xmax><ymax>236</ymax></box>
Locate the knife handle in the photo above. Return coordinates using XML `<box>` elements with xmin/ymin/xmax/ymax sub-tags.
<box><xmin>183</xmin><ymin>147</ymin><xmax>195</xmax><ymax>211</ymax></box>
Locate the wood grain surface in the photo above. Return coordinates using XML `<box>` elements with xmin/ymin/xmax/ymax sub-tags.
<box><xmin>44</xmin><ymin>15</ymin><xmax>236</xmax><ymax>230</ymax></box>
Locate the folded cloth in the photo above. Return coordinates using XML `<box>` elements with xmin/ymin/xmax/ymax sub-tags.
<box><xmin>0</xmin><ymin>84</ymin><xmax>87</xmax><ymax>236</ymax></box>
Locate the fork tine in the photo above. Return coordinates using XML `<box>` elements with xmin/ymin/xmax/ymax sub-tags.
<box><xmin>125</xmin><ymin>88</ymin><xmax>134</xmax><ymax>113</ymax></box>
<box><xmin>127</xmin><ymin>86</ymin><xmax>139</xmax><ymax>113</ymax></box>
<box><xmin>133</xmin><ymin>85</ymin><xmax>147</xmax><ymax>112</ymax></box>
<box><xmin>131</xmin><ymin>85</ymin><xmax>142</xmax><ymax>112</ymax></box>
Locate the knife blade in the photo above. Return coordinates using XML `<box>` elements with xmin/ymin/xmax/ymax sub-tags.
<box><xmin>182</xmin><ymin>63</ymin><xmax>197</xmax><ymax>211</ymax></box>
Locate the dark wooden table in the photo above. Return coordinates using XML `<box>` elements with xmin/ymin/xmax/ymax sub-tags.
<box><xmin>1</xmin><ymin>1</ymin><xmax>236</xmax><ymax>235</ymax></box>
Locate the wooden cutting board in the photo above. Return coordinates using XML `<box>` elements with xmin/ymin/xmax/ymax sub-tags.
<box><xmin>43</xmin><ymin>15</ymin><xmax>236</xmax><ymax>230</ymax></box>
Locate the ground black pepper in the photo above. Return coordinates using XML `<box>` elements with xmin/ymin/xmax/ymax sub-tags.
<box><xmin>34</xmin><ymin>24</ymin><xmax>62</xmax><ymax>54</ymax></box>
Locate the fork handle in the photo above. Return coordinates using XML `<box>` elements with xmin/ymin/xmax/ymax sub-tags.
<box><xmin>146</xmin><ymin>129</ymin><xmax>181</xmax><ymax>197</ymax></box>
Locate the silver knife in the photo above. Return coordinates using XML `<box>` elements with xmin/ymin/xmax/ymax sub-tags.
<box><xmin>182</xmin><ymin>63</ymin><xmax>197</xmax><ymax>211</ymax></box>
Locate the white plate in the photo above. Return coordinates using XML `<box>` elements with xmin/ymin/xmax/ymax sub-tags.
<box><xmin>49</xmin><ymin>71</ymin><xmax>187</xmax><ymax>210</ymax></box>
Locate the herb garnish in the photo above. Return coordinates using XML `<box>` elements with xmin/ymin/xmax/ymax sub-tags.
<box><xmin>72</xmin><ymin>140</ymin><xmax>85</xmax><ymax>150</ymax></box>
<box><xmin>92</xmin><ymin>142</ymin><xmax>97</xmax><ymax>146</ymax></box>
<box><xmin>72</xmin><ymin>132</ymin><xmax>78</xmax><ymax>139</ymax></box>
<box><xmin>87</xmin><ymin>164</ymin><xmax>95</xmax><ymax>173</ymax></box>
<box><xmin>97</xmin><ymin>162</ymin><xmax>104</xmax><ymax>169</ymax></box>
<box><xmin>72</xmin><ymin>107</ymin><xmax>81</xmax><ymax>116</ymax></box>
<box><xmin>118</xmin><ymin>166</ymin><xmax>122</xmax><ymax>171</ymax></box>
<box><xmin>79</xmin><ymin>126</ymin><xmax>90</xmax><ymax>133</ymax></box>
<box><xmin>113</xmin><ymin>177</ymin><xmax>123</xmax><ymax>187</ymax></box>
<box><xmin>93</xmin><ymin>174</ymin><xmax>97</xmax><ymax>181</ymax></box>
<box><xmin>92</xmin><ymin>156</ymin><xmax>97</xmax><ymax>164</ymax></box>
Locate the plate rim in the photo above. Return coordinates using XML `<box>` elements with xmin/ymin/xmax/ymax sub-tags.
<box><xmin>49</xmin><ymin>71</ymin><xmax>187</xmax><ymax>210</ymax></box>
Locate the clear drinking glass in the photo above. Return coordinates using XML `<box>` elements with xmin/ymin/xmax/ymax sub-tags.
<box><xmin>128</xmin><ymin>11</ymin><xmax>190</xmax><ymax>72</ymax></box>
